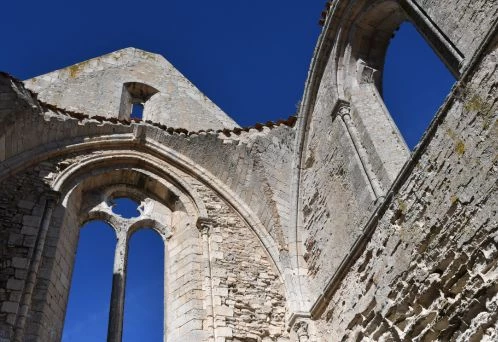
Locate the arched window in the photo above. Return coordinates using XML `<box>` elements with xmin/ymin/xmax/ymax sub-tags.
<box><xmin>383</xmin><ymin>22</ymin><xmax>456</xmax><ymax>149</ymax></box>
<box><xmin>333</xmin><ymin>0</ymin><xmax>463</xmax><ymax>191</ymax></box>
<box><xmin>63</xmin><ymin>194</ymin><xmax>168</xmax><ymax>341</ymax></box>
<box><xmin>123</xmin><ymin>228</ymin><xmax>164</xmax><ymax>341</ymax></box>
<box><xmin>38</xmin><ymin>165</ymin><xmax>191</xmax><ymax>341</ymax></box>
<box><xmin>62</xmin><ymin>221</ymin><xmax>116</xmax><ymax>342</ymax></box>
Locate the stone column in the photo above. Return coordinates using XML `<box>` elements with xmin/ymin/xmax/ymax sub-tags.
<box><xmin>197</xmin><ymin>217</ymin><xmax>216</xmax><ymax>342</ymax></box>
<box><xmin>336</xmin><ymin>101</ymin><xmax>384</xmax><ymax>199</ymax></box>
<box><xmin>13</xmin><ymin>191</ymin><xmax>59</xmax><ymax>342</ymax></box>
<box><xmin>107</xmin><ymin>231</ymin><xmax>128</xmax><ymax>342</ymax></box>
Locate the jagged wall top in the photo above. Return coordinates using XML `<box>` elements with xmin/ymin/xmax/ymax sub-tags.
<box><xmin>24</xmin><ymin>47</ymin><xmax>239</xmax><ymax>131</ymax></box>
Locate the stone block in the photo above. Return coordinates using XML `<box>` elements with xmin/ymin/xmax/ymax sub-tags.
<box><xmin>215</xmin><ymin>327</ymin><xmax>232</xmax><ymax>337</ymax></box>
<box><xmin>12</xmin><ymin>257</ymin><xmax>28</xmax><ymax>269</ymax></box>
<box><xmin>22</xmin><ymin>215</ymin><xmax>41</xmax><ymax>227</ymax></box>
<box><xmin>6</xmin><ymin>278</ymin><xmax>23</xmax><ymax>290</ymax></box>
<box><xmin>1</xmin><ymin>301</ymin><xmax>18</xmax><ymax>314</ymax></box>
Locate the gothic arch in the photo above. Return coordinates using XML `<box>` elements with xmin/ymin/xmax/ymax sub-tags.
<box><xmin>48</xmin><ymin>154</ymin><xmax>201</xmax><ymax>341</ymax></box>
<box><xmin>293</xmin><ymin>0</ymin><xmax>466</xmax><ymax>230</ymax></box>
<box><xmin>7</xmin><ymin>137</ymin><xmax>291</xmax><ymax>341</ymax></box>
<box><xmin>0</xmin><ymin>135</ymin><xmax>286</xmax><ymax>276</ymax></box>
<box><xmin>52</xmin><ymin>146</ymin><xmax>284</xmax><ymax>269</ymax></box>
<box><xmin>296</xmin><ymin>0</ymin><xmax>464</xmax><ymax>191</ymax></box>
<box><xmin>0</xmin><ymin>129</ymin><xmax>287</xmax><ymax>279</ymax></box>
<box><xmin>290</xmin><ymin>0</ymin><xmax>465</xmax><ymax>322</ymax></box>
<box><xmin>53</xmin><ymin>155</ymin><xmax>205</xmax><ymax>221</ymax></box>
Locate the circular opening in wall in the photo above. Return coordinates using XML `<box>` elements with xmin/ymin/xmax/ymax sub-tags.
<box><xmin>111</xmin><ymin>197</ymin><xmax>141</xmax><ymax>218</ymax></box>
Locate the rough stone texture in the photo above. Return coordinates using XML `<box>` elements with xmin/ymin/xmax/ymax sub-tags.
<box><xmin>24</xmin><ymin>48</ymin><xmax>238</xmax><ymax>131</ymax></box>
<box><xmin>0</xmin><ymin>168</ymin><xmax>50</xmax><ymax>341</ymax></box>
<box><xmin>0</xmin><ymin>0</ymin><xmax>497</xmax><ymax>341</ymax></box>
<box><xmin>415</xmin><ymin>0</ymin><xmax>498</xmax><ymax>62</ymax></box>
<box><xmin>313</xmin><ymin>38</ymin><xmax>498</xmax><ymax>340</ymax></box>
<box><xmin>193</xmin><ymin>180</ymin><xmax>288</xmax><ymax>342</ymax></box>
<box><xmin>0</xmin><ymin>144</ymin><xmax>291</xmax><ymax>341</ymax></box>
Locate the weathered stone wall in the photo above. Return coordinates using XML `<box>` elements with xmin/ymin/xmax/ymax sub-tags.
<box><xmin>297</xmin><ymin>37</ymin><xmax>389</xmax><ymax>298</ymax></box>
<box><xmin>313</xmin><ymin>37</ymin><xmax>498</xmax><ymax>340</ymax></box>
<box><xmin>1</xmin><ymin>1</ymin><xmax>497</xmax><ymax>340</ymax></box>
<box><xmin>192</xmin><ymin>179</ymin><xmax>288</xmax><ymax>341</ymax></box>
<box><xmin>0</xmin><ymin>167</ymin><xmax>51</xmax><ymax>341</ymax></box>
<box><xmin>0</xmin><ymin>153</ymin><xmax>101</xmax><ymax>341</ymax></box>
<box><xmin>300</xmin><ymin>93</ymin><xmax>378</xmax><ymax>297</ymax></box>
<box><xmin>415</xmin><ymin>0</ymin><xmax>498</xmax><ymax>61</ymax></box>
<box><xmin>24</xmin><ymin>48</ymin><xmax>238</xmax><ymax>131</ymax></box>
<box><xmin>0</xmin><ymin>95</ymin><xmax>292</xmax><ymax>341</ymax></box>
<box><xmin>295</xmin><ymin>0</ymin><xmax>497</xmax><ymax>316</ymax></box>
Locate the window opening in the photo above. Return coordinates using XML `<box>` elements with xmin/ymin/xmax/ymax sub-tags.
<box><xmin>123</xmin><ymin>228</ymin><xmax>164</xmax><ymax>341</ymax></box>
<box><xmin>111</xmin><ymin>197</ymin><xmax>141</xmax><ymax>219</ymax></box>
<box><xmin>62</xmin><ymin>221</ymin><xmax>116</xmax><ymax>342</ymax></box>
<box><xmin>383</xmin><ymin>22</ymin><xmax>456</xmax><ymax>149</ymax></box>
<box><xmin>118</xmin><ymin>82</ymin><xmax>159</xmax><ymax>121</ymax></box>
<box><xmin>130</xmin><ymin>103</ymin><xmax>144</xmax><ymax>120</ymax></box>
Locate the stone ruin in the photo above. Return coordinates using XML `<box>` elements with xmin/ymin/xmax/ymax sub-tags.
<box><xmin>0</xmin><ymin>0</ymin><xmax>497</xmax><ymax>341</ymax></box>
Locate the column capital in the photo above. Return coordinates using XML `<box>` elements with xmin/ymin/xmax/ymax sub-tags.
<box><xmin>332</xmin><ymin>99</ymin><xmax>351</xmax><ymax>119</ymax></box>
<box><xmin>196</xmin><ymin>217</ymin><xmax>214</xmax><ymax>236</ymax></box>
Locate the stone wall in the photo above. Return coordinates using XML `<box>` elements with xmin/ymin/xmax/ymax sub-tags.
<box><xmin>0</xmin><ymin>167</ymin><xmax>51</xmax><ymax>341</ymax></box>
<box><xmin>295</xmin><ymin>0</ymin><xmax>497</xmax><ymax>315</ymax></box>
<box><xmin>300</xmin><ymin>94</ymin><xmax>378</xmax><ymax>296</ymax></box>
<box><xmin>24</xmin><ymin>48</ymin><xmax>238</xmax><ymax>131</ymax></box>
<box><xmin>0</xmin><ymin>1</ymin><xmax>497</xmax><ymax>340</ymax></box>
<box><xmin>193</xmin><ymin>180</ymin><xmax>288</xmax><ymax>341</ymax></box>
<box><xmin>415</xmin><ymin>0</ymin><xmax>498</xmax><ymax>61</ymax></box>
<box><xmin>0</xmin><ymin>95</ymin><xmax>292</xmax><ymax>341</ymax></box>
<box><xmin>313</xmin><ymin>37</ymin><xmax>498</xmax><ymax>340</ymax></box>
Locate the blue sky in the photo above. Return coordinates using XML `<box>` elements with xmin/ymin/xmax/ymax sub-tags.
<box><xmin>2</xmin><ymin>1</ymin><xmax>454</xmax><ymax>341</ymax></box>
<box><xmin>1</xmin><ymin>0</ymin><xmax>326</xmax><ymax>127</ymax></box>
<box><xmin>383</xmin><ymin>23</ymin><xmax>455</xmax><ymax>149</ymax></box>
<box><xmin>0</xmin><ymin>2</ymin><xmax>453</xmax><ymax>146</ymax></box>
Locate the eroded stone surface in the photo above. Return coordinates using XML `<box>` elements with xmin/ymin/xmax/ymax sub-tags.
<box><xmin>24</xmin><ymin>48</ymin><xmax>238</xmax><ymax>131</ymax></box>
<box><xmin>0</xmin><ymin>1</ymin><xmax>497</xmax><ymax>341</ymax></box>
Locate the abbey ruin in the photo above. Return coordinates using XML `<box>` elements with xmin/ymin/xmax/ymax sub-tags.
<box><xmin>0</xmin><ymin>0</ymin><xmax>497</xmax><ymax>341</ymax></box>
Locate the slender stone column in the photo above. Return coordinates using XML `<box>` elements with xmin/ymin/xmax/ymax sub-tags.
<box><xmin>107</xmin><ymin>232</ymin><xmax>128</xmax><ymax>342</ymax></box>
<box><xmin>336</xmin><ymin>101</ymin><xmax>384</xmax><ymax>199</ymax></box>
<box><xmin>13</xmin><ymin>191</ymin><xmax>59</xmax><ymax>342</ymax></box>
<box><xmin>197</xmin><ymin>217</ymin><xmax>216</xmax><ymax>342</ymax></box>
